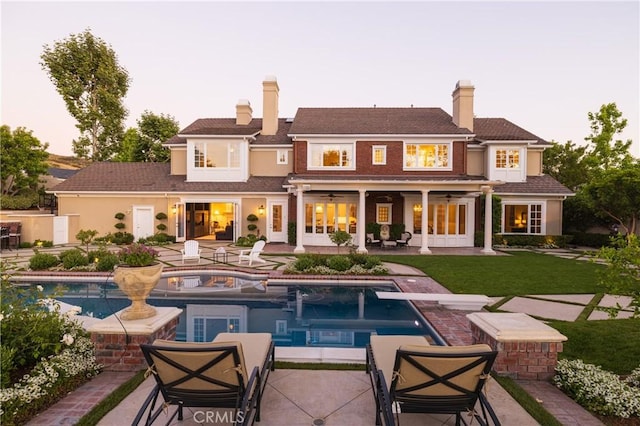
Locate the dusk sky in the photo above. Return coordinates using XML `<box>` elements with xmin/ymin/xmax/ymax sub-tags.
<box><xmin>2</xmin><ymin>1</ymin><xmax>638</xmax><ymax>157</ymax></box>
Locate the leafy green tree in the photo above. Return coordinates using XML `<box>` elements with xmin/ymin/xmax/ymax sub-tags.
<box><xmin>596</xmin><ymin>235</ymin><xmax>639</xmax><ymax>318</ymax></box>
<box><xmin>114</xmin><ymin>111</ymin><xmax>178</xmax><ymax>162</ymax></box>
<box><xmin>583</xmin><ymin>103</ymin><xmax>635</xmax><ymax>173</ymax></box>
<box><xmin>583</xmin><ymin>161</ymin><xmax>640</xmax><ymax>236</ymax></box>
<box><xmin>0</xmin><ymin>125</ymin><xmax>49</xmax><ymax>196</ymax></box>
<box><xmin>543</xmin><ymin>141</ymin><xmax>589</xmax><ymax>192</ymax></box>
<box><xmin>40</xmin><ymin>28</ymin><xmax>130</xmax><ymax>161</ymax></box>
<box><xmin>112</xmin><ymin>128</ymin><xmax>139</xmax><ymax>162</ymax></box>
<box><xmin>329</xmin><ymin>230</ymin><xmax>352</xmax><ymax>254</ymax></box>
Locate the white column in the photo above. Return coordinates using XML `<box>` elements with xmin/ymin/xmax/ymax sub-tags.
<box><xmin>356</xmin><ymin>189</ymin><xmax>368</xmax><ymax>253</ymax></box>
<box><xmin>296</xmin><ymin>290</ymin><xmax>303</xmax><ymax>319</ymax></box>
<box><xmin>358</xmin><ymin>291</ymin><xmax>365</xmax><ymax>319</ymax></box>
<box><xmin>481</xmin><ymin>186</ymin><xmax>496</xmax><ymax>255</ymax></box>
<box><xmin>294</xmin><ymin>187</ymin><xmax>305</xmax><ymax>253</ymax></box>
<box><xmin>419</xmin><ymin>190</ymin><xmax>431</xmax><ymax>254</ymax></box>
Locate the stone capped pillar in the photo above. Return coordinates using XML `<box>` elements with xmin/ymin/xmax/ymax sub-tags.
<box><xmin>467</xmin><ymin>312</ymin><xmax>567</xmax><ymax>380</ymax></box>
<box><xmin>88</xmin><ymin>307</ymin><xmax>182</xmax><ymax>372</ymax></box>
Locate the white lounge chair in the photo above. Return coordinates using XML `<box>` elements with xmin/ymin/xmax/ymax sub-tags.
<box><xmin>181</xmin><ymin>240</ymin><xmax>202</xmax><ymax>264</ymax></box>
<box><xmin>238</xmin><ymin>240</ymin><xmax>266</xmax><ymax>266</ymax></box>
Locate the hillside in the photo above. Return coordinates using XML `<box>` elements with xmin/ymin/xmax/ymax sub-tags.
<box><xmin>47</xmin><ymin>153</ymin><xmax>91</xmax><ymax>170</ymax></box>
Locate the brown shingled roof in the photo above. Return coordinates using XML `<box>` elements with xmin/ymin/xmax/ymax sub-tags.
<box><xmin>494</xmin><ymin>175</ymin><xmax>573</xmax><ymax>195</ymax></box>
<box><xmin>473</xmin><ymin>118</ymin><xmax>548</xmax><ymax>144</ymax></box>
<box><xmin>180</xmin><ymin>118</ymin><xmax>262</xmax><ymax>136</ymax></box>
<box><xmin>165</xmin><ymin>119</ymin><xmax>292</xmax><ymax>145</ymax></box>
<box><xmin>50</xmin><ymin>163</ymin><xmax>288</xmax><ymax>193</ymax></box>
<box><xmin>288</xmin><ymin>108</ymin><xmax>472</xmax><ymax>135</ymax></box>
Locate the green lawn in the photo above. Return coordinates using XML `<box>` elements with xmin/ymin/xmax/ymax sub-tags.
<box><xmin>380</xmin><ymin>252</ymin><xmax>639</xmax><ymax>376</ymax></box>
<box><xmin>381</xmin><ymin>251</ymin><xmax>603</xmax><ymax>295</ymax></box>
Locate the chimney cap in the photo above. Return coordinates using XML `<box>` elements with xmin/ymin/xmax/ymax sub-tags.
<box><xmin>236</xmin><ymin>99</ymin><xmax>251</xmax><ymax>106</ymax></box>
<box><xmin>264</xmin><ymin>75</ymin><xmax>277</xmax><ymax>82</ymax></box>
<box><xmin>456</xmin><ymin>80</ymin><xmax>474</xmax><ymax>89</ymax></box>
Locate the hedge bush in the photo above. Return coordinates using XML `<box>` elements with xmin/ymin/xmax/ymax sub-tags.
<box><xmin>327</xmin><ymin>255</ymin><xmax>351</xmax><ymax>272</ymax></box>
<box><xmin>59</xmin><ymin>249</ymin><xmax>89</xmax><ymax>269</ymax></box>
<box><xmin>29</xmin><ymin>253</ymin><xmax>60</xmax><ymax>270</ymax></box>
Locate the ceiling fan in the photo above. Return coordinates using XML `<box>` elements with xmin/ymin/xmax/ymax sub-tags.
<box><xmin>321</xmin><ymin>193</ymin><xmax>343</xmax><ymax>201</ymax></box>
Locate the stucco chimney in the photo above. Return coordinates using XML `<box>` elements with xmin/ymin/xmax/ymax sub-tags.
<box><xmin>452</xmin><ymin>80</ymin><xmax>474</xmax><ymax>131</ymax></box>
<box><xmin>262</xmin><ymin>75</ymin><xmax>279</xmax><ymax>135</ymax></box>
<box><xmin>236</xmin><ymin>99</ymin><xmax>252</xmax><ymax>125</ymax></box>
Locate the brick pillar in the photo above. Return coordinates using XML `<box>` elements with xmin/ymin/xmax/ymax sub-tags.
<box><xmin>467</xmin><ymin>312</ymin><xmax>567</xmax><ymax>380</ymax></box>
<box><xmin>88</xmin><ymin>307</ymin><xmax>182</xmax><ymax>372</ymax></box>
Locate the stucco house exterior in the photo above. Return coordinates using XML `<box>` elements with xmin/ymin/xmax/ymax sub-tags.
<box><xmin>50</xmin><ymin>77</ymin><xmax>572</xmax><ymax>253</ymax></box>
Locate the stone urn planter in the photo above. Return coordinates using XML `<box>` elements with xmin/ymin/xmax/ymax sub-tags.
<box><xmin>113</xmin><ymin>263</ymin><xmax>163</xmax><ymax>320</ymax></box>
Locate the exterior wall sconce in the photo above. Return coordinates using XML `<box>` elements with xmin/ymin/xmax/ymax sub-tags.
<box><xmin>258</xmin><ymin>205</ymin><xmax>265</xmax><ymax>216</ymax></box>
<box><xmin>171</xmin><ymin>205</ymin><xmax>177</xmax><ymax>214</ymax></box>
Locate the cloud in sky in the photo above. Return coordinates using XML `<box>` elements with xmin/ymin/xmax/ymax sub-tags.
<box><xmin>2</xmin><ymin>1</ymin><xmax>638</xmax><ymax>157</ymax></box>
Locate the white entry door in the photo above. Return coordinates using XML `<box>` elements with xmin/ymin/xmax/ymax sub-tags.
<box><xmin>133</xmin><ymin>206</ymin><xmax>155</xmax><ymax>240</ymax></box>
<box><xmin>267</xmin><ymin>200</ymin><xmax>287</xmax><ymax>242</ymax></box>
<box><xmin>53</xmin><ymin>216</ymin><xmax>68</xmax><ymax>245</ymax></box>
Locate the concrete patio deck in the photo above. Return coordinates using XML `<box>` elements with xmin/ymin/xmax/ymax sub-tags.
<box><xmin>9</xmin><ymin>242</ymin><xmax>612</xmax><ymax>425</ymax></box>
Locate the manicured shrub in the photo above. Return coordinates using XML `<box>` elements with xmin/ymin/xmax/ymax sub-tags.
<box><xmin>29</xmin><ymin>252</ymin><xmax>60</xmax><ymax>270</ymax></box>
<box><xmin>327</xmin><ymin>255</ymin><xmax>351</xmax><ymax>272</ymax></box>
<box><xmin>155</xmin><ymin>212</ymin><xmax>168</xmax><ymax>220</ymax></box>
<box><xmin>293</xmin><ymin>255</ymin><xmax>320</xmax><ymax>272</ymax></box>
<box><xmin>247</xmin><ymin>223</ymin><xmax>258</xmax><ymax>231</ymax></box>
<box><xmin>95</xmin><ymin>252</ymin><xmax>119</xmax><ymax>272</ymax></box>
<box><xmin>364</xmin><ymin>255</ymin><xmax>382</xmax><ymax>269</ymax></box>
<box><xmin>0</xmin><ymin>278</ymin><xmax>99</xmax><ymax>425</ymax></box>
<box><xmin>156</xmin><ymin>223</ymin><xmax>167</xmax><ymax>231</ymax></box>
<box><xmin>288</xmin><ymin>221</ymin><xmax>296</xmax><ymax>245</ymax></box>
<box><xmin>59</xmin><ymin>249</ymin><xmax>89</xmax><ymax>269</ymax></box>
<box><xmin>111</xmin><ymin>232</ymin><xmax>134</xmax><ymax>245</ymax></box>
<box><xmin>348</xmin><ymin>252</ymin><xmax>369</xmax><ymax>266</ymax></box>
<box><xmin>554</xmin><ymin>359</ymin><xmax>640</xmax><ymax>418</ymax></box>
<box><xmin>87</xmin><ymin>249</ymin><xmax>119</xmax><ymax>272</ymax></box>
<box><xmin>568</xmin><ymin>232</ymin><xmax>613</xmax><ymax>248</ymax></box>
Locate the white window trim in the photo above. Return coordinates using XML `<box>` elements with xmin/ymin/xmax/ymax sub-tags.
<box><xmin>488</xmin><ymin>145</ymin><xmax>527</xmax><ymax>182</ymax></box>
<box><xmin>372</xmin><ymin>145</ymin><xmax>387</xmax><ymax>165</ymax></box>
<box><xmin>402</xmin><ymin>141</ymin><xmax>453</xmax><ymax>171</ymax></box>
<box><xmin>501</xmin><ymin>201</ymin><xmax>546</xmax><ymax>235</ymax></box>
<box><xmin>376</xmin><ymin>203</ymin><xmax>393</xmax><ymax>224</ymax></box>
<box><xmin>276</xmin><ymin>149</ymin><xmax>288</xmax><ymax>165</ymax></box>
<box><xmin>307</xmin><ymin>142</ymin><xmax>356</xmax><ymax>170</ymax></box>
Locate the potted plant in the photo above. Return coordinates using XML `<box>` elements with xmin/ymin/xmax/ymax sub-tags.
<box><xmin>113</xmin><ymin>243</ymin><xmax>163</xmax><ymax>320</ymax></box>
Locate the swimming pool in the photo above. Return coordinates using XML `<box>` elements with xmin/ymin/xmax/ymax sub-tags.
<box><xmin>18</xmin><ymin>270</ymin><xmax>445</xmax><ymax>347</ymax></box>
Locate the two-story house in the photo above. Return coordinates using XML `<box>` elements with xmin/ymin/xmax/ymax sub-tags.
<box><xmin>51</xmin><ymin>77</ymin><xmax>572</xmax><ymax>253</ymax></box>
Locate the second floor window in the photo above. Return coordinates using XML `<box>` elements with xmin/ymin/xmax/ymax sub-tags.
<box><xmin>372</xmin><ymin>145</ymin><xmax>387</xmax><ymax>165</ymax></box>
<box><xmin>194</xmin><ymin>141</ymin><xmax>241</xmax><ymax>168</ymax></box>
<box><xmin>496</xmin><ymin>149</ymin><xmax>520</xmax><ymax>169</ymax></box>
<box><xmin>404</xmin><ymin>143</ymin><xmax>450</xmax><ymax>169</ymax></box>
<box><xmin>309</xmin><ymin>143</ymin><xmax>354</xmax><ymax>169</ymax></box>
<box><xmin>277</xmin><ymin>150</ymin><xmax>288</xmax><ymax>164</ymax></box>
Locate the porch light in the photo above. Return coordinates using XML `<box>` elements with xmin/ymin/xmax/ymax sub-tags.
<box><xmin>171</xmin><ymin>205</ymin><xmax>177</xmax><ymax>214</ymax></box>
<box><xmin>413</xmin><ymin>204</ymin><xmax>422</xmax><ymax>212</ymax></box>
<box><xmin>258</xmin><ymin>205</ymin><xmax>265</xmax><ymax>216</ymax></box>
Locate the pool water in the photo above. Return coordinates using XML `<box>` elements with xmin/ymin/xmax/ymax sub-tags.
<box><xmin>30</xmin><ymin>273</ymin><xmax>445</xmax><ymax>347</ymax></box>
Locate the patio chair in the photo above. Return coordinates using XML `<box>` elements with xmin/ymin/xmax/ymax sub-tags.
<box><xmin>395</xmin><ymin>232</ymin><xmax>412</xmax><ymax>248</ymax></box>
<box><xmin>134</xmin><ymin>333</ymin><xmax>275</xmax><ymax>426</ymax></box>
<box><xmin>238</xmin><ymin>240</ymin><xmax>266</xmax><ymax>266</ymax></box>
<box><xmin>366</xmin><ymin>233</ymin><xmax>381</xmax><ymax>247</ymax></box>
<box><xmin>181</xmin><ymin>240</ymin><xmax>202</xmax><ymax>264</ymax></box>
<box><xmin>366</xmin><ymin>336</ymin><xmax>500</xmax><ymax>426</ymax></box>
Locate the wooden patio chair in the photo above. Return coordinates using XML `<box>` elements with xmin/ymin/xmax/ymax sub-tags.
<box><xmin>238</xmin><ymin>240</ymin><xmax>266</xmax><ymax>266</ymax></box>
<box><xmin>181</xmin><ymin>240</ymin><xmax>202</xmax><ymax>264</ymax></box>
